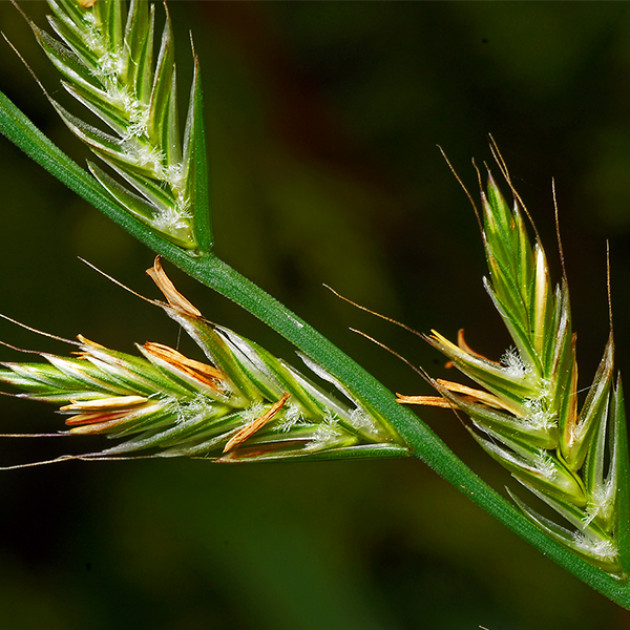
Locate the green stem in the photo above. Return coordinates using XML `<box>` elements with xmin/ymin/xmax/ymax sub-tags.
<box><xmin>181</xmin><ymin>253</ymin><xmax>630</xmax><ymax>609</ymax></box>
<box><xmin>1</xmin><ymin>89</ymin><xmax>630</xmax><ymax>609</ymax></box>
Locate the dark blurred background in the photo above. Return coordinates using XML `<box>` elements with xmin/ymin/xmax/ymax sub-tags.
<box><xmin>1</xmin><ymin>1</ymin><xmax>630</xmax><ymax>628</ymax></box>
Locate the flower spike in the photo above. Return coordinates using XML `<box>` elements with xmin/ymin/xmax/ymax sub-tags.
<box><xmin>16</xmin><ymin>0</ymin><xmax>212</xmax><ymax>250</ymax></box>
<box><xmin>399</xmin><ymin>150</ymin><xmax>630</xmax><ymax>577</ymax></box>
<box><xmin>0</xmin><ymin>260</ymin><xmax>408</xmax><ymax>467</ymax></box>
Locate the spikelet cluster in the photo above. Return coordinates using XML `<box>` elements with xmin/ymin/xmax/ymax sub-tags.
<box><xmin>398</xmin><ymin>154</ymin><xmax>629</xmax><ymax>575</ymax></box>
<box><xmin>21</xmin><ymin>0</ymin><xmax>207</xmax><ymax>249</ymax></box>
<box><xmin>0</xmin><ymin>258</ymin><xmax>407</xmax><ymax>467</ymax></box>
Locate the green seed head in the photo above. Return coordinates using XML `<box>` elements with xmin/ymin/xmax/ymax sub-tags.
<box><xmin>0</xmin><ymin>258</ymin><xmax>408</xmax><ymax>467</ymax></box>
<box><xmin>398</xmin><ymin>146</ymin><xmax>628</xmax><ymax>576</ymax></box>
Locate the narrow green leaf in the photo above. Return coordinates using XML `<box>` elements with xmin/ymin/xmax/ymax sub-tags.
<box><xmin>147</xmin><ymin>6</ymin><xmax>174</xmax><ymax>146</ymax></box>
<box><xmin>184</xmin><ymin>57</ymin><xmax>212</xmax><ymax>251</ymax></box>
<box><xmin>87</xmin><ymin>160</ymin><xmax>159</xmax><ymax>220</ymax></box>
<box><xmin>94</xmin><ymin>0</ymin><xmax>124</xmax><ymax>56</ymax></box>
<box><xmin>34</xmin><ymin>24</ymin><xmax>103</xmax><ymax>92</ymax></box>
<box><xmin>61</xmin><ymin>81</ymin><xmax>130</xmax><ymax>136</ymax></box>
<box><xmin>84</xmin><ymin>345</ymin><xmax>194</xmax><ymax>397</ymax></box>
<box><xmin>135</xmin><ymin>3</ymin><xmax>156</xmax><ymax>104</ymax></box>
<box><xmin>486</xmin><ymin>253</ymin><xmax>529</xmax><ymax>328</ymax></box>
<box><xmin>48</xmin><ymin>0</ymin><xmax>87</xmax><ymax>31</ymax></box>
<box><xmin>164</xmin><ymin>70</ymin><xmax>181</xmax><ymax>167</ymax></box>
<box><xmin>214</xmin><ymin>329</ymin><xmax>310</xmax><ymax>408</ymax></box>
<box><xmin>470</xmin><ymin>424</ymin><xmax>586</xmax><ymax>506</ymax></box>
<box><xmin>583</xmin><ymin>390</ymin><xmax>614</xmax><ymax>530</ymax></box>
<box><xmin>562</xmin><ymin>334</ymin><xmax>614</xmax><ymax>470</ymax></box>
<box><xmin>483</xmin><ymin>279</ymin><xmax>542</xmax><ymax>376</ymax></box>
<box><xmin>613</xmin><ymin>378</ymin><xmax>630</xmax><ymax>577</ymax></box>
<box><xmin>97</xmin><ymin>155</ymin><xmax>178</xmax><ymax>214</ymax></box>
<box><xmin>46</xmin><ymin>15</ymin><xmax>99</xmax><ymax>71</ymax></box>
<box><xmin>51</xmin><ymin>99</ymin><xmax>130</xmax><ymax>161</ymax></box>
<box><xmin>123</xmin><ymin>0</ymin><xmax>150</xmax><ymax>90</ymax></box>
<box><xmin>507</xmin><ymin>487</ymin><xmax>620</xmax><ymax>573</ymax></box>
<box><xmin>166</xmin><ymin>311</ymin><xmax>262</xmax><ymax>404</ymax></box>
<box><xmin>215</xmin><ymin>443</ymin><xmax>410</xmax><ymax>464</ymax></box>
<box><xmin>433</xmin><ymin>383</ymin><xmax>557</xmax><ymax>449</ymax></box>
<box><xmin>110</xmin><ymin>0</ymin><xmax>126</xmax><ymax>57</ymax></box>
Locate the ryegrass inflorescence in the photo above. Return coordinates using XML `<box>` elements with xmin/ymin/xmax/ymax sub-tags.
<box><xmin>398</xmin><ymin>150</ymin><xmax>630</xmax><ymax>576</ymax></box>
<box><xmin>0</xmin><ymin>258</ymin><xmax>407</xmax><ymax>467</ymax></box>
<box><xmin>19</xmin><ymin>0</ymin><xmax>209</xmax><ymax>249</ymax></box>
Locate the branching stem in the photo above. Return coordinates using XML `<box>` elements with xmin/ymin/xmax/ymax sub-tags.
<box><xmin>2</xmin><ymin>60</ymin><xmax>630</xmax><ymax>611</ymax></box>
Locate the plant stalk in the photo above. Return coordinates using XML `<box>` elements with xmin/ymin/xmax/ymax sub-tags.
<box><xmin>2</xmin><ymin>89</ymin><xmax>630</xmax><ymax>609</ymax></box>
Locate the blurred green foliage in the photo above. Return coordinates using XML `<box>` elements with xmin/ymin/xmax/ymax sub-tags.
<box><xmin>1</xmin><ymin>1</ymin><xmax>630</xmax><ymax>628</ymax></box>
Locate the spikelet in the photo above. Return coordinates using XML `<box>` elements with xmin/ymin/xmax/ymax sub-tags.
<box><xmin>18</xmin><ymin>0</ymin><xmax>209</xmax><ymax>249</ymax></box>
<box><xmin>398</xmin><ymin>148</ymin><xmax>630</xmax><ymax>576</ymax></box>
<box><xmin>0</xmin><ymin>258</ymin><xmax>407</xmax><ymax>468</ymax></box>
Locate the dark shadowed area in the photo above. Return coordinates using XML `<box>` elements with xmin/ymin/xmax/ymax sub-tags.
<box><xmin>1</xmin><ymin>2</ymin><xmax>630</xmax><ymax>628</ymax></box>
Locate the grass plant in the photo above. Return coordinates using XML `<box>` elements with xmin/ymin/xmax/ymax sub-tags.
<box><xmin>1</xmin><ymin>0</ymin><xmax>630</xmax><ymax>609</ymax></box>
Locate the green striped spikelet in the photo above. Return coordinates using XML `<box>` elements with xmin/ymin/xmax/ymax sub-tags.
<box><xmin>0</xmin><ymin>258</ymin><xmax>407</xmax><ymax>467</ymax></box>
<box><xmin>20</xmin><ymin>0</ymin><xmax>210</xmax><ymax>250</ymax></box>
<box><xmin>398</xmin><ymin>157</ymin><xmax>630</xmax><ymax>576</ymax></box>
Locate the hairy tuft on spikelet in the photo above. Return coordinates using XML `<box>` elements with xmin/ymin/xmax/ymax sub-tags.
<box><xmin>0</xmin><ymin>258</ymin><xmax>407</xmax><ymax>468</ymax></box>
<box><xmin>398</xmin><ymin>145</ymin><xmax>630</xmax><ymax>576</ymax></box>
